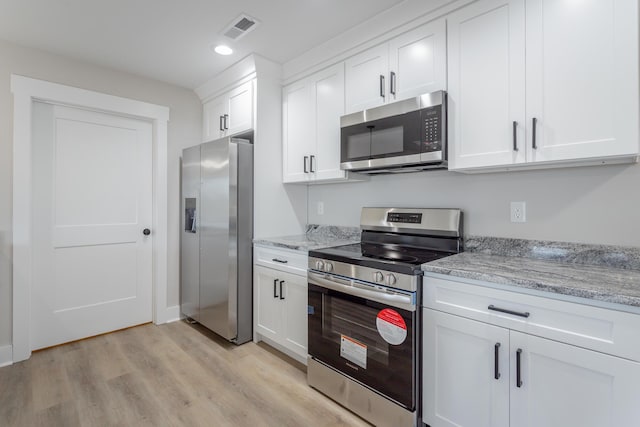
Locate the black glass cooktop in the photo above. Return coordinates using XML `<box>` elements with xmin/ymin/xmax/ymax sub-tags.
<box><xmin>309</xmin><ymin>242</ymin><xmax>456</xmax><ymax>275</ymax></box>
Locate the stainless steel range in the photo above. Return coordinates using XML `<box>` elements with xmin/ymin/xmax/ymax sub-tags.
<box><xmin>307</xmin><ymin>207</ymin><xmax>463</xmax><ymax>427</ymax></box>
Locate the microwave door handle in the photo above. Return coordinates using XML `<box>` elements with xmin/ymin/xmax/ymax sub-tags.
<box><xmin>308</xmin><ymin>272</ymin><xmax>415</xmax><ymax>311</ymax></box>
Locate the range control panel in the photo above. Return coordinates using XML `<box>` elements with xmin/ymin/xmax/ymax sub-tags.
<box><xmin>386</xmin><ymin>212</ymin><xmax>423</xmax><ymax>224</ymax></box>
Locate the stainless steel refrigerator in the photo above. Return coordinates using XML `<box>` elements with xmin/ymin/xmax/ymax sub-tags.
<box><xmin>180</xmin><ymin>137</ymin><xmax>253</xmax><ymax>344</ymax></box>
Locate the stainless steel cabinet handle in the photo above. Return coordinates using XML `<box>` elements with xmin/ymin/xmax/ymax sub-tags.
<box><xmin>272</xmin><ymin>258</ymin><xmax>288</xmax><ymax>264</ymax></box>
<box><xmin>310</xmin><ymin>155</ymin><xmax>316</xmax><ymax>173</ymax></box>
<box><xmin>390</xmin><ymin>71</ymin><xmax>396</xmax><ymax>96</ymax></box>
<box><xmin>513</xmin><ymin>121</ymin><xmax>518</xmax><ymax>151</ymax></box>
<box><xmin>273</xmin><ymin>279</ymin><xmax>279</xmax><ymax>298</ymax></box>
<box><xmin>379</xmin><ymin>74</ymin><xmax>385</xmax><ymax>99</ymax></box>
<box><xmin>532</xmin><ymin>117</ymin><xmax>537</xmax><ymax>149</ymax></box>
<box><xmin>223</xmin><ymin>114</ymin><xmax>229</xmax><ymax>130</ymax></box>
<box><xmin>279</xmin><ymin>280</ymin><xmax>285</xmax><ymax>300</ymax></box>
<box><xmin>219</xmin><ymin>116</ymin><xmax>224</xmax><ymax>132</ymax></box>
<box><xmin>303</xmin><ymin>156</ymin><xmax>309</xmax><ymax>173</ymax></box>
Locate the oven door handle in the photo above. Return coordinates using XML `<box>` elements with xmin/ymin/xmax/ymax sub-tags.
<box><xmin>308</xmin><ymin>272</ymin><xmax>416</xmax><ymax>311</ymax></box>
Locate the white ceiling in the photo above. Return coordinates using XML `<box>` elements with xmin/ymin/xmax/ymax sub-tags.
<box><xmin>0</xmin><ymin>0</ymin><xmax>405</xmax><ymax>89</ymax></box>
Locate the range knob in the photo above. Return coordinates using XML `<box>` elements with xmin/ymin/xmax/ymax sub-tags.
<box><xmin>373</xmin><ymin>271</ymin><xmax>384</xmax><ymax>283</ymax></box>
<box><xmin>385</xmin><ymin>274</ymin><xmax>397</xmax><ymax>286</ymax></box>
<box><xmin>324</xmin><ymin>262</ymin><xmax>334</xmax><ymax>273</ymax></box>
<box><xmin>315</xmin><ymin>260</ymin><xmax>325</xmax><ymax>271</ymax></box>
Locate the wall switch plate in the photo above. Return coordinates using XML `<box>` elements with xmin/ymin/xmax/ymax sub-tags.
<box><xmin>510</xmin><ymin>201</ymin><xmax>526</xmax><ymax>223</ymax></box>
<box><xmin>317</xmin><ymin>201</ymin><xmax>324</xmax><ymax>215</ymax></box>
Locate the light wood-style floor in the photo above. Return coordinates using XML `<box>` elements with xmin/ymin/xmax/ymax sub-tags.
<box><xmin>0</xmin><ymin>321</ymin><xmax>370</xmax><ymax>426</ymax></box>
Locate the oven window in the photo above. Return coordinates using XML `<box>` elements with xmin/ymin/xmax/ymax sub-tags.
<box><xmin>308</xmin><ymin>283</ymin><xmax>416</xmax><ymax>409</ymax></box>
<box><xmin>324</xmin><ymin>295</ymin><xmax>390</xmax><ymax>366</ymax></box>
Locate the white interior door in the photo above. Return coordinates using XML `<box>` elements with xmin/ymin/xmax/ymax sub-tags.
<box><xmin>31</xmin><ymin>102</ymin><xmax>153</xmax><ymax>350</ymax></box>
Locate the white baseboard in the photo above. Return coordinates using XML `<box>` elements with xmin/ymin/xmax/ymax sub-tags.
<box><xmin>163</xmin><ymin>305</ymin><xmax>182</xmax><ymax>323</ymax></box>
<box><xmin>0</xmin><ymin>345</ymin><xmax>13</xmax><ymax>368</ymax></box>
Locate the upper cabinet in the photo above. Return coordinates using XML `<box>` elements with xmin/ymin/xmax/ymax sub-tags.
<box><xmin>345</xmin><ymin>19</ymin><xmax>447</xmax><ymax>114</ymax></box>
<box><xmin>448</xmin><ymin>0</ymin><xmax>639</xmax><ymax>171</ymax></box>
<box><xmin>203</xmin><ymin>80</ymin><xmax>254</xmax><ymax>141</ymax></box>
<box><xmin>283</xmin><ymin>63</ymin><xmax>368</xmax><ymax>184</ymax></box>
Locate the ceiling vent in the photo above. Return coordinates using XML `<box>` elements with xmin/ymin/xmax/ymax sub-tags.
<box><xmin>223</xmin><ymin>14</ymin><xmax>260</xmax><ymax>41</ymax></box>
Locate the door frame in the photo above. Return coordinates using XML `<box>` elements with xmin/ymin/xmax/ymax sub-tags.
<box><xmin>11</xmin><ymin>75</ymin><xmax>171</xmax><ymax>363</ymax></box>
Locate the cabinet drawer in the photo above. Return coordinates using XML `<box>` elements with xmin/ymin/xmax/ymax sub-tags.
<box><xmin>423</xmin><ymin>275</ymin><xmax>640</xmax><ymax>362</ymax></box>
<box><xmin>254</xmin><ymin>245</ymin><xmax>308</xmax><ymax>276</ymax></box>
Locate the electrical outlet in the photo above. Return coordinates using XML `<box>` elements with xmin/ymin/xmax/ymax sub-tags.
<box><xmin>510</xmin><ymin>201</ymin><xmax>526</xmax><ymax>223</ymax></box>
<box><xmin>317</xmin><ymin>201</ymin><xmax>324</xmax><ymax>216</ymax></box>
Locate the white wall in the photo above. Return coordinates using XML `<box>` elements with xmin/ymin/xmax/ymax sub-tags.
<box><xmin>308</xmin><ymin>164</ymin><xmax>640</xmax><ymax>246</ymax></box>
<box><xmin>0</xmin><ymin>39</ymin><xmax>202</xmax><ymax>348</ymax></box>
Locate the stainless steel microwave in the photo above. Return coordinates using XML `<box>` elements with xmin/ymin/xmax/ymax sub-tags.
<box><xmin>340</xmin><ymin>91</ymin><xmax>447</xmax><ymax>174</ymax></box>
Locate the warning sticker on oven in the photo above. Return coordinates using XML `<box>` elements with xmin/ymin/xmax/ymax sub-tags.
<box><xmin>376</xmin><ymin>308</ymin><xmax>407</xmax><ymax>345</ymax></box>
<box><xmin>340</xmin><ymin>335</ymin><xmax>367</xmax><ymax>369</ymax></box>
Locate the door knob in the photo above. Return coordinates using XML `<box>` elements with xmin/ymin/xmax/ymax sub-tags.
<box><xmin>143</xmin><ymin>228</ymin><xmax>151</xmax><ymax>236</ymax></box>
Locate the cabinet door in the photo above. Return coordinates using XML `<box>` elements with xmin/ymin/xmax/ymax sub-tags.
<box><xmin>423</xmin><ymin>309</ymin><xmax>509</xmax><ymax>427</ymax></box>
<box><xmin>282</xmin><ymin>80</ymin><xmax>314</xmax><ymax>183</ymax></box>
<box><xmin>388</xmin><ymin>19</ymin><xmax>446</xmax><ymax>102</ymax></box>
<box><xmin>510</xmin><ymin>331</ymin><xmax>640</xmax><ymax>427</ymax></box>
<box><xmin>447</xmin><ymin>0</ymin><xmax>526</xmax><ymax>170</ymax></box>
<box><xmin>281</xmin><ymin>273</ymin><xmax>308</xmax><ymax>360</ymax></box>
<box><xmin>203</xmin><ymin>97</ymin><xmax>227</xmax><ymax>141</ymax></box>
<box><xmin>254</xmin><ymin>266</ymin><xmax>282</xmax><ymax>341</ymax></box>
<box><xmin>345</xmin><ymin>44</ymin><xmax>389</xmax><ymax>113</ymax></box>
<box><xmin>311</xmin><ymin>63</ymin><xmax>347</xmax><ymax>181</ymax></box>
<box><xmin>226</xmin><ymin>80</ymin><xmax>253</xmax><ymax>136</ymax></box>
<box><xmin>526</xmin><ymin>0</ymin><xmax>639</xmax><ymax>163</ymax></box>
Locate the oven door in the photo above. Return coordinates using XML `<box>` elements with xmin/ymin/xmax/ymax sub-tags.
<box><xmin>340</xmin><ymin>109</ymin><xmax>423</xmax><ymax>170</ymax></box>
<box><xmin>307</xmin><ymin>271</ymin><xmax>417</xmax><ymax>410</ymax></box>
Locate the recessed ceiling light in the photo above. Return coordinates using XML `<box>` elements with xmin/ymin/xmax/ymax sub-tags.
<box><xmin>213</xmin><ymin>45</ymin><xmax>233</xmax><ymax>56</ymax></box>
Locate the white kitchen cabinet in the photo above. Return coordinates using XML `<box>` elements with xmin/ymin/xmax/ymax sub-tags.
<box><xmin>447</xmin><ymin>0</ymin><xmax>526</xmax><ymax>169</ymax></box>
<box><xmin>423</xmin><ymin>308</ymin><xmax>509</xmax><ymax>427</ymax></box>
<box><xmin>203</xmin><ymin>96</ymin><xmax>227</xmax><ymax>142</ymax></box>
<box><xmin>253</xmin><ymin>246</ymin><xmax>309</xmax><ymax>364</ymax></box>
<box><xmin>422</xmin><ymin>275</ymin><xmax>640</xmax><ymax>427</ymax></box>
<box><xmin>283</xmin><ymin>63</ymin><xmax>367</xmax><ymax>184</ymax></box>
<box><xmin>255</xmin><ymin>266</ymin><xmax>282</xmax><ymax>341</ymax></box>
<box><xmin>345</xmin><ymin>44</ymin><xmax>389</xmax><ymax>113</ymax></box>
<box><xmin>345</xmin><ymin>19</ymin><xmax>447</xmax><ymax>114</ymax></box>
<box><xmin>510</xmin><ymin>331</ymin><xmax>640</xmax><ymax>427</ymax></box>
<box><xmin>448</xmin><ymin>0</ymin><xmax>639</xmax><ymax>171</ymax></box>
<box><xmin>282</xmin><ymin>80</ymin><xmax>313</xmax><ymax>183</ymax></box>
<box><xmin>525</xmin><ymin>0</ymin><xmax>639</xmax><ymax>164</ymax></box>
<box><xmin>202</xmin><ymin>80</ymin><xmax>253</xmax><ymax>142</ymax></box>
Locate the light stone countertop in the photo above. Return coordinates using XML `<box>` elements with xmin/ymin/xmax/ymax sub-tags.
<box><xmin>422</xmin><ymin>236</ymin><xmax>640</xmax><ymax>309</ymax></box>
<box><xmin>253</xmin><ymin>225</ymin><xmax>360</xmax><ymax>252</ymax></box>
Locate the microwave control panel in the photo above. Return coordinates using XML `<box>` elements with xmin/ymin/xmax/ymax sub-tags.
<box><xmin>422</xmin><ymin>106</ymin><xmax>442</xmax><ymax>152</ymax></box>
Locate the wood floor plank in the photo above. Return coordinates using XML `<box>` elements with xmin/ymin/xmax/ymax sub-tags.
<box><xmin>0</xmin><ymin>361</ymin><xmax>35</xmax><ymax>426</ymax></box>
<box><xmin>30</xmin><ymin>346</ymin><xmax>73</xmax><ymax>411</ymax></box>
<box><xmin>32</xmin><ymin>401</ymin><xmax>81</xmax><ymax>427</ymax></box>
<box><xmin>0</xmin><ymin>320</ymin><xmax>372</xmax><ymax>427</ymax></box>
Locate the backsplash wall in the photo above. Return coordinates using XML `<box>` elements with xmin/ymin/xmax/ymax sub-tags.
<box><xmin>307</xmin><ymin>163</ymin><xmax>640</xmax><ymax>247</ymax></box>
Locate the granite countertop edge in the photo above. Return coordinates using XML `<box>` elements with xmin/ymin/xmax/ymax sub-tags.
<box><xmin>422</xmin><ymin>252</ymin><xmax>640</xmax><ymax>309</ymax></box>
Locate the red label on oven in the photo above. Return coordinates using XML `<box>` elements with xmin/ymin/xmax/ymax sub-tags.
<box><xmin>376</xmin><ymin>309</ymin><xmax>407</xmax><ymax>345</ymax></box>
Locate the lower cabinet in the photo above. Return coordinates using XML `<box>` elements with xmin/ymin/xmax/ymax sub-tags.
<box><xmin>254</xmin><ymin>264</ymin><xmax>308</xmax><ymax>364</ymax></box>
<box><xmin>423</xmin><ymin>308</ymin><xmax>640</xmax><ymax>427</ymax></box>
